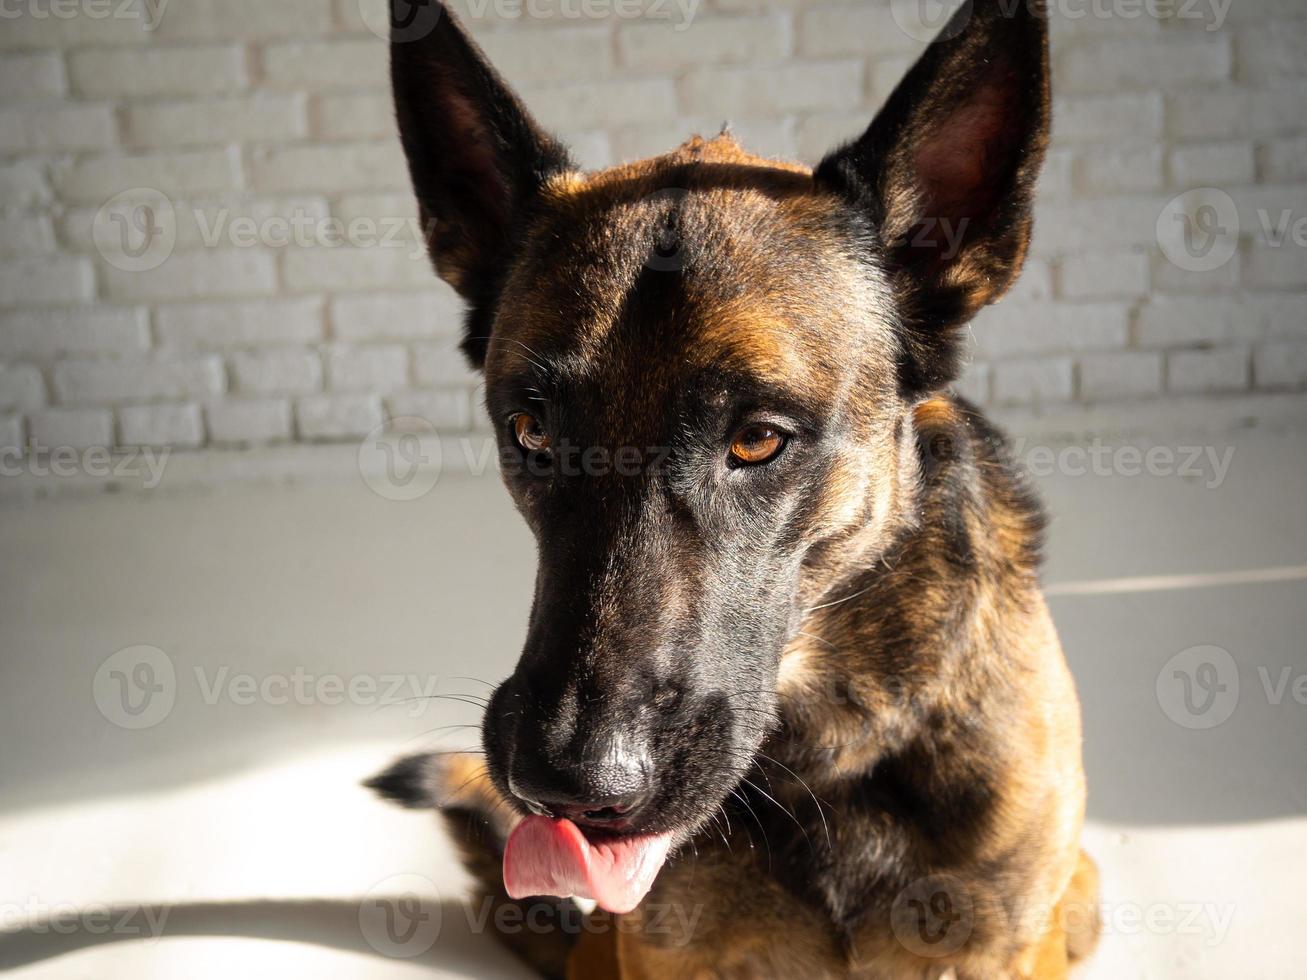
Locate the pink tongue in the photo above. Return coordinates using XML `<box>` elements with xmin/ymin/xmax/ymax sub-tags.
<box><xmin>503</xmin><ymin>815</ymin><xmax>673</xmax><ymax>914</ymax></box>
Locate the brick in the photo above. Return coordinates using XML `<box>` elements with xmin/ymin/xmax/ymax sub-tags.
<box><xmin>1234</xmin><ymin>24</ymin><xmax>1307</xmax><ymax>82</ymax></box>
<box><xmin>53</xmin><ymin>148</ymin><xmax>241</xmax><ymax>204</ymax></box>
<box><xmin>1150</xmin><ymin>251</ymin><xmax>1241</xmax><ymax>295</ymax></box>
<box><xmin>0</xmin><ymin>308</ymin><xmax>149</xmax><ymax>360</ymax></box>
<box><xmin>794</xmin><ymin>111</ymin><xmax>871</xmax><ymax>163</ymax></box>
<box><xmin>1254</xmin><ymin>342</ymin><xmax>1307</xmax><ymax>387</ymax></box>
<box><xmin>557</xmin><ymin>130</ymin><xmax>612</xmax><ymax>171</ymax></box>
<box><xmin>102</xmin><ymin>249</ymin><xmax>279</xmax><ymax>303</ymax></box>
<box><xmin>1054</xmin><ymin>95</ymin><xmax>1163</xmax><ymax>144</ymax></box>
<box><xmin>1261</xmin><ymin>138</ymin><xmax>1307</xmax><ymax>182</ymax></box>
<box><xmin>229</xmin><ymin>349</ymin><xmax>322</xmax><ymax>395</ymax></box>
<box><xmin>869</xmin><ymin>55</ymin><xmax>916</xmax><ymax>103</ymax></box>
<box><xmin>0</xmin><ymin>162</ymin><xmax>50</xmax><ymax>208</ymax></box>
<box><xmin>414</xmin><ymin>340</ymin><xmax>478</xmax><ymax>386</ymax></box>
<box><xmin>1057</xmin><ymin>36</ymin><xmax>1231</xmax><ymax>93</ymax></box>
<box><xmin>0</xmin><ymin>52</ymin><xmax>65</xmax><ymax>97</ymax></box>
<box><xmin>27</xmin><ymin>408</ymin><xmax>112</xmax><ymax>450</ymax></box>
<box><xmin>1247</xmin><ymin>295</ymin><xmax>1307</xmax><ymax>339</ymax></box>
<box><xmin>119</xmin><ymin>403</ymin><xmax>203</xmax><ymax>448</ymax></box>
<box><xmin>1245</xmin><ymin>244</ymin><xmax>1307</xmax><ymax>290</ymax></box>
<box><xmin>1169</xmin><ymin>83</ymin><xmax>1307</xmax><ymax>140</ymax></box>
<box><xmin>330</xmin><ymin>291</ymin><xmax>463</xmax><ymax>342</ymax></box>
<box><xmin>1170</xmin><ymin>142</ymin><xmax>1256</xmax><ymax>187</ymax></box>
<box><xmin>971</xmin><ymin>302</ymin><xmax>1130</xmax><ymax>358</ymax></box>
<box><xmin>485</xmin><ymin>25</ymin><xmax>611</xmax><ymax>80</ymax></box>
<box><xmin>1167</xmin><ymin>347</ymin><xmax>1250</xmax><ymax>393</ymax></box>
<box><xmin>206</xmin><ymin>398</ymin><xmax>292</xmax><ymax>445</ymax></box>
<box><xmin>1078</xmin><ymin>352</ymin><xmax>1163</xmax><ymax>401</ymax></box>
<box><xmin>54</xmin><ymin>357</ymin><xmax>224</xmax><ymax>405</ymax></box>
<box><xmin>1038</xmin><ymin>149</ymin><xmax>1075</xmax><ymax>200</ymax></box>
<box><xmin>260</xmin><ymin>39</ymin><xmax>387</xmax><ymax>91</ymax></box>
<box><xmin>1075</xmin><ymin>145</ymin><xmax>1165</xmax><ymax>195</ymax></box>
<box><xmin>312</xmin><ymin>94</ymin><xmax>394</xmax><ymax>140</ymax></box>
<box><xmin>992</xmin><ymin>357</ymin><xmax>1073</xmax><ymax>406</ymax></box>
<box><xmin>282</xmin><ymin>245</ymin><xmax>432</xmax><ymax>292</ymax></box>
<box><xmin>951</xmin><ymin>362</ymin><xmax>991</xmax><ymax>406</ymax></box>
<box><xmin>620</xmin><ymin>16</ymin><xmax>788</xmax><ymax>70</ymax></box>
<box><xmin>680</xmin><ymin>61</ymin><xmax>863</xmax><ymax>116</ymax></box>
<box><xmin>1059</xmin><ymin>252</ymin><xmax>1150</xmax><ymax>300</ymax></box>
<box><xmin>798</xmin><ymin>5</ymin><xmax>921</xmax><ymax>58</ymax></box>
<box><xmin>1034</xmin><ymin>196</ymin><xmax>1175</xmax><ymax>252</ymax></box>
<box><xmin>612</xmin><ymin>118</ymin><xmax>794</xmax><ymax>164</ymax></box>
<box><xmin>153</xmin><ymin>0</ymin><xmax>335</xmax><ymax>40</ymax></box>
<box><xmin>296</xmin><ymin>394</ymin><xmax>383</xmax><ymax>440</ymax></box>
<box><xmin>531</xmin><ymin>78</ymin><xmax>678</xmax><ymax>130</ymax></box>
<box><xmin>125</xmin><ymin>95</ymin><xmax>308</xmax><ymax>148</ymax></box>
<box><xmin>249</xmin><ymin>141</ymin><xmax>407</xmax><ymax>193</ymax></box>
<box><xmin>0</xmin><ymin>364</ymin><xmax>46</xmax><ymax>412</ymax></box>
<box><xmin>0</xmin><ymin>214</ymin><xmax>56</xmax><ymax>258</ymax></box>
<box><xmin>157</xmin><ymin>298</ymin><xmax>325</xmax><ymax>349</ymax></box>
<box><xmin>0</xmin><ymin>257</ymin><xmax>95</xmax><ymax>308</ymax></box>
<box><xmin>324</xmin><ymin>344</ymin><xmax>408</xmax><ymax>391</ymax></box>
<box><xmin>1137</xmin><ymin>299</ymin><xmax>1258</xmax><ymax>348</ymax></box>
<box><xmin>0</xmin><ymin>104</ymin><xmax>114</xmax><ymax>154</ymax></box>
<box><xmin>386</xmin><ymin>389</ymin><xmax>472</xmax><ymax>431</ymax></box>
<box><xmin>69</xmin><ymin>45</ymin><xmax>247</xmax><ymax>98</ymax></box>
<box><xmin>1008</xmin><ymin>259</ymin><xmax>1054</xmax><ymax>304</ymax></box>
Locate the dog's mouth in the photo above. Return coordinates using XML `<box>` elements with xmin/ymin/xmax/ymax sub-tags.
<box><xmin>503</xmin><ymin>815</ymin><xmax>676</xmax><ymax>914</ymax></box>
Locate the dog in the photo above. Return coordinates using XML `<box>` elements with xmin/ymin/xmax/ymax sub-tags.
<box><xmin>369</xmin><ymin>1</ymin><xmax>1099</xmax><ymax>976</ymax></box>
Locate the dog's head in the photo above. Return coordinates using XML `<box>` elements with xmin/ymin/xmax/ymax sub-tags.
<box><xmin>387</xmin><ymin>0</ymin><xmax>1048</xmax><ymax>908</ymax></box>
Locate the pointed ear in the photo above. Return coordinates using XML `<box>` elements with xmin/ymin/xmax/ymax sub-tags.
<box><xmin>815</xmin><ymin>0</ymin><xmax>1050</xmax><ymax>394</ymax></box>
<box><xmin>390</xmin><ymin>1</ymin><xmax>574</xmax><ymax>367</ymax></box>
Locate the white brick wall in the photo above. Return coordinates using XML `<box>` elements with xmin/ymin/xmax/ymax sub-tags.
<box><xmin>0</xmin><ymin>0</ymin><xmax>1303</xmax><ymax>455</ymax></box>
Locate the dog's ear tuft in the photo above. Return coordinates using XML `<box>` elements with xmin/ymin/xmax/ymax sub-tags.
<box><xmin>390</xmin><ymin>1</ymin><xmax>574</xmax><ymax>367</ymax></box>
<box><xmin>364</xmin><ymin>752</ymin><xmax>439</xmax><ymax>809</ymax></box>
<box><xmin>815</xmin><ymin>0</ymin><xmax>1050</xmax><ymax>395</ymax></box>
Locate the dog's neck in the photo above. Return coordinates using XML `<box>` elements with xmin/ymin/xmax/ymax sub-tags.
<box><xmin>770</xmin><ymin>396</ymin><xmax>1043</xmax><ymax>790</ymax></box>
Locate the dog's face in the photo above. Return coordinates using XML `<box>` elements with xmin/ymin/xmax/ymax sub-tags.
<box><xmin>391</xmin><ymin>0</ymin><xmax>1048</xmax><ymax>852</ymax></box>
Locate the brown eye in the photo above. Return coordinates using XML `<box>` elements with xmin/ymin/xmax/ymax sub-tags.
<box><xmin>512</xmin><ymin>413</ymin><xmax>551</xmax><ymax>453</ymax></box>
<box><xmin>728</xmin><ymin>424</ymin><xmax>785</xmax><ymax>466</ymax></box>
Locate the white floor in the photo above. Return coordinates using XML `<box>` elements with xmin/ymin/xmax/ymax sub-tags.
<box><xmin>1</xmin><ymin>424</ymin><xmax>1304</xmax><ymax>978</ymax></box>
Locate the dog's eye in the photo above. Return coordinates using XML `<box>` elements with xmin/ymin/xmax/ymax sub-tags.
<box><xmin>728</xmin><ymin>424</ymin><xmax>786</xmax><ymax>466</ymax></box>
<box><xmin>512</xmin><ymin>413</ymin><xmax>551</xmax><ymax>453</ymax></box>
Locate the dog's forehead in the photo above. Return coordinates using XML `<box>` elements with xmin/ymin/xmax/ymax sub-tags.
<box><xmin>488</xmin><ymin>136</ymin><xmax>892</xmax><ymax>392</ymax></box>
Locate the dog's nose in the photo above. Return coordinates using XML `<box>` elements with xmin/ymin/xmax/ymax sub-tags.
<box><xmin>509</xmin><ymin>743</ymin><xmax>653</xmax><ymax>827</ymax></box>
